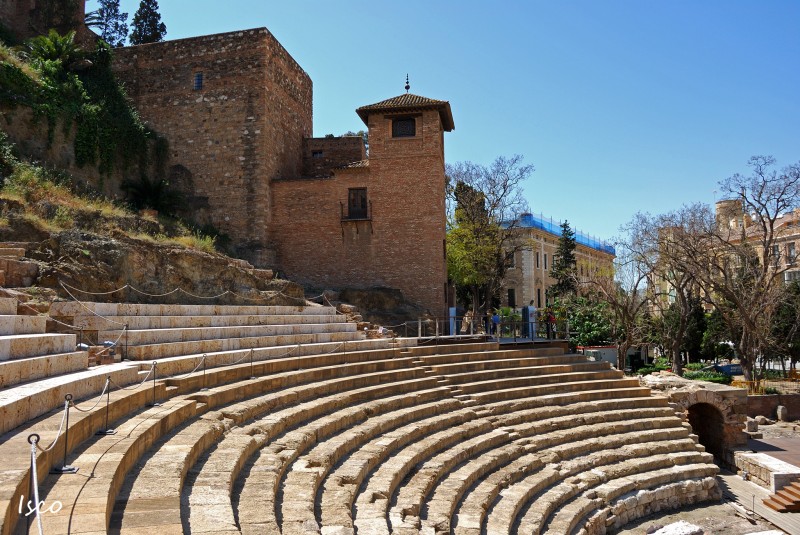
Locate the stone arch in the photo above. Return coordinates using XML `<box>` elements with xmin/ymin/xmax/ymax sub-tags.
<box><xmin>688</xmin><ymin>402</ymin><xmax>725</xmax><ymax>459</ymax></box>
<box><xmin>664</xmin><ymin>384</ymin><xmax>748</xmax><ymax>466</ymax></box>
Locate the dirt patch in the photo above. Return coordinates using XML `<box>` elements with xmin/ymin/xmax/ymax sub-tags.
<box><xmin>614</xmin><ymin>500</ymin><xmax>784</xmax><ymax>534</ymax></box>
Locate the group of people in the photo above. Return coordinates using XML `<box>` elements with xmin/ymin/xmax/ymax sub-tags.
<box><xmin>460</xmin><ymin>307</ymin><xmax>558</xmax><ymax>339</ymax></box>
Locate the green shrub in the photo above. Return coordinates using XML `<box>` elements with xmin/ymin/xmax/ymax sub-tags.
<box><xmin>764</xmin><ymin>387</ymin><xmax>781</xmax><ymax>395</ymax></box>
<box><xmin>682</xmin><ymin>371</ymin><xmax>732</xmax><ymax>385</ymax></box>
<box><xmin>685</xmin><ymin>362</ymin><xmax>705</xmax><ymax>371</ymax></box>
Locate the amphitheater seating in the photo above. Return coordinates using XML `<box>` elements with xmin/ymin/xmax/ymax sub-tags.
<box><xmin>0</xmin><ymin>299</ymin><xmax>723</xmax><ymax>535</ymax></box>
<box><xmin>0</xmin><ymin>297</ymin><xmax>86</xmax><ymax>390</ymax></box>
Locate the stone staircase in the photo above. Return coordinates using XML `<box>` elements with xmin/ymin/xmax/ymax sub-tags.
<box><xmin>0</xmin><ymin>297</ymin><xmax>87</xmax><ymax>391</ymax></box>
<box><xmin>764</xmin><ymin>481</ymin><xmax>800</xmax><ymax>512</ymax></box>
<box><xmin>49</xmin><ymin>301</ymin><xmax>373</xmax><ymax>373</ymax></box>
<box><xmin>0</xmin><ymin>339</ymin><xmax>722</xmax><ymax>535</ymax></box>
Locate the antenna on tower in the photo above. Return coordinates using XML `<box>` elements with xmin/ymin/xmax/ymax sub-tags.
<box><xmin>405</xmin><ymin>74</ymin><xmax>410</xmax><ymax>93</ymax></box>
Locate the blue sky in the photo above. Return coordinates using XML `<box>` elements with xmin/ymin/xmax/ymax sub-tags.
<box><xmin>88</xmin><ymin>1</ymin><xmax>800</xmax><ymax>242</ymax></box>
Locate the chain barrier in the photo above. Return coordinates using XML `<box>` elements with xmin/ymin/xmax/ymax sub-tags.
<box><xmin>70</xmin><ymin>378</ymin><xmax>110</xmax><ymax>413</ymax></box>
<box><xmin>16</xmin><ymin>301</ymin><xmax>88</xmax><ymax>331</ymax></box>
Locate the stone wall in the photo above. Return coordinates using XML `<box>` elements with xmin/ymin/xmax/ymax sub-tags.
<box><xmin>0</xmin><ymin>105</ymin><xmax>143</xmax><ymax>198</ymax></box>
<box><xmin>0</xmin><ymin>0</ymin><xmax>92</xmax><ymax>43</ymax></box>
<box><xmin>113</xmin><ymin>28</ymin><xmax>313</xmax><ymax>266</ymax></box>
<box><xmin>271</xmin><ymin>107</ymin><xmax>448</xmax><ymax>317</ymax></box>
<box><xmin>302</xmin><ymin>137</ymin><xmax>365</xmax><ymax>177</ymax></box>
<box><xmin>747</xmin><ymin>393</ymin><xmax>800</xmax><ymax>420</ymax></box>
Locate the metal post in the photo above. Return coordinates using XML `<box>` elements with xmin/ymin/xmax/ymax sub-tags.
<box><xmin>201</xmin><ymin>355</ymin><xmax>208</xmax><ymax>391</ymax></box>
<box><xmin>418</xmin><ymin>319</ymin><xmax>422</xmax><ymax>338</ymax></box>
<box><xmin>149</xmin><ymin>362</ymin><xmax>161</xmax><ymax>407</ymax></box>
<box><xmin>79</xmin><ymin>328</ymin><xmax>82</xmax><ymax>348</ymax></box>
<box><xmin>96</xmin><ymin>377</ymin><xmax>116</xmax><ymax>435</ymax></box>
<box><xmin>51</xmin><ymin>394</ymin><xmax>78</xmax><ymax>474</ymax></box>
<box><xmin>27</xmin><ymin>433</ymin><xmax>40</xmax><ymax>531</ymax></box>
<box><xmin>249</xmin><ymin>349</ymin><xmax>255</xmax><ymax>380</ymax></box>
<box><xmin>125</xmin><ymin>324</ymin><xmax>129</xmax><ymax>360</ymax></box>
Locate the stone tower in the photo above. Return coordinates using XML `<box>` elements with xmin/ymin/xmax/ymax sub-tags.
<box><xmin>271</xmin><ymin>92</ymin><xmax>454</xmax><ymax>316</ymax></box>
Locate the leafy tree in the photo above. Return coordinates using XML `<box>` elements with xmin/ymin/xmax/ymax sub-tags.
<box><xmin>681</xmin><ymin>296</ymin><xmax>706</xmax><ymax>362</ymax></box>
<box><xmin>129</xmin><ymin>0</ymin><xmax>166</xmax><ymax>45</ymax></box>
<box><xmin>672</xmin><ymin>157</ymin><xmax>800</xmax><ymax>380</ymax></box>
<box><xmin>567</xmin><ymin>296</ymin><xmax>612</xmax><ymax>347</ymax></box>
<box><xmin>581</xmin><ymin>236</ymin><xmax>652</xmax><ymax>370</ymax></box>
<box><xmin>85</xmin><ymin>0</ymin><xmax>129</xmax><ymax>47</ymax></box>
<box><xmin>549</xmin><ymin>220</ymin><xmax>577</xmax><ymax>299</ymax></box>
<box><xmin>446</xmin><ymin>155</ymin><xmax>532</xmax><ymax>313</ymax></box>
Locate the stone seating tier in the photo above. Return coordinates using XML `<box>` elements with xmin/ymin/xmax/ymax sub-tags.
<box><xmin>0</xmin><ymin>339</ymin><xmax>721</xmax><ymax>535</ymax></box>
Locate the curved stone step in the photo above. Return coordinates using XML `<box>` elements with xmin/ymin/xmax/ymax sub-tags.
<box><xmin>0</xmin><ymin>333</ymin><xmax>76</xmax><ymax>362</ymax></box>
<box><xmin>463</xmin><ymin>377</ymin><xmax>643</xmax><ymax>404</ymax></box>
<box><xmin>29</xmin><ymin>398</ymin><xmax>200</xmax><ymax>534</ymax></box>
<box><xmin>124</xmin><ymin>330</ymin><xmax>364</xmax><ymax>360</ymax></box>
<box><xmin>0</xmin><ymin>351</ymin><xmax>88</xmax><ymax>389</ymax></box>
<box><xmin>404</xmin><ymin>406</ymin><xmax>679</xmax><ymax>533</ymax></box>
<box><xmin>482</xmin><ymin>426</ymin><xmax>692</xmax><ymax>535</ymax></box>
<box><xmin>272</xmin><ymin>394</ymin><xmax>461</xmax><ymax>533</ymax></box>
<box><xmin>101</xmin><ymin>321</ymin><xmax>357</xmax><ymax>347</ymax></box>
<box><xmin>50</xmin><ymin>302</ymin><xmax>338</xmax><ymax>318</ymax></box>
<box><xmin>576</xmin><ymin>467</ymin><xmax>720</xmax><ymax>534</ymax></box>
<box><xmin>523</xmin><ymin>448</ymin><xmax>711</xmax><ymax>534</ymax></box>
<box><xmin>72</xmin><ymin>312</ymin><xmax>349</xmax><ymax>331</ymax></box>
<box><xmin>0</xmin><ymin>315</ymin><xmax>46</xmax><ymax>336</ymax></box>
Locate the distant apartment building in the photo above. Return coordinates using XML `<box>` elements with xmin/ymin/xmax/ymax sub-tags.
<box><xmin>501</xmin><ymin>213</ymin><xmax>616</xmax><ymax>308</ymax></box>
<box><xmin>715</xmin><ymin>199</ymin><xmax>800</xmax><ymax>283</ymax></box>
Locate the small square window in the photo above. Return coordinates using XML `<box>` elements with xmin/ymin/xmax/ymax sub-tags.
<box><xmin>392</xmin><ymin>117</ymin><xmax>415</xmax><ymax>138</ymax></box>
<box><xmin>312</xmin><ymin>150</ymin><xmax>323</xmax><ymax>158</ymax></box>
<box><xmin>193</xmin><ymin>72</ymin><xmax>203</xmax><ymax>91</ymax></box>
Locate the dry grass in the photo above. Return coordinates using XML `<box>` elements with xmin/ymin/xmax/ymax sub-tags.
<box><xmin>0</xmin><ymin>43</ymin><xmax>41</xmax><ymax>83</ymax></box>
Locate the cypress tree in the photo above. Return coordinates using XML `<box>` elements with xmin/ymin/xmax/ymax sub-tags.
<box><xmin>129</xmin><ymin>0</ymin><xmax>166</xmax><ymax>45</ymax></box>
<box><xmin>549</xmin><ymin>220</ymin><xmax>578</xmax><ymax>299</ymax></box>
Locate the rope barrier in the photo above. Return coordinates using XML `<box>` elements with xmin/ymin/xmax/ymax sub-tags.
<box><xmin>59</xmin><ymin>283</ymin><xmax>128</xmax><ymax>327</ymax></box>
<box><xmin>71</xmin><ymin>378</ymin><xmax>110</xmax><ymax>413</ymax></box>
<box><xmin>109</xmin><ymin>362</ymin><xmax>154</xmax><ymax>391</ymax></box>
<box><xmin>34</xmin><ymin>401</ymin><xmax>69</xmax><ymax>453</ymax></box>
<box><xmin>16</xmin><ymin>301</ymin><xmax>88</xmax><ymax>331</ymax></box>
<box><xmin>60</xmin><ymin>280</ymin><xmax>314</xmax><ymax>304</ymax></box>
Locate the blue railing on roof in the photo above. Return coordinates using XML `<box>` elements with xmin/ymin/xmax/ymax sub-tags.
<box><xmin>513</xmin><ymin>213</ymin><xmax>616</xmax><ymax>255</ymax></box>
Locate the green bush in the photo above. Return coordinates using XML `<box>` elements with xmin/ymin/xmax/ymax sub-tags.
<box><xmin>764</xmin><ymin>387</ymin><xmax>781</xmax><ymax>395</ymax></box>
<box><xmin>637</xmin><ymin>366</ymin><xmax>661</xmax><ymax>375</ymax></box>
<box><xmin>682</xmin><ymin>371</ymin><xmax>732</xmax><ymax>385</ymax></box>
<box><xmin>685</xmin><ymin>362</ymin><xmax>705</xmax><ymax>371</ymax></box>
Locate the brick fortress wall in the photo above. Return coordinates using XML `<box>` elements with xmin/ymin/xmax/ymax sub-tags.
<box><xmin>302</xmin><ymin>137</ymin><xmax>365</xmax><ymax>177</ymax></box>
<box><xmin>272</xmin><ymin>109</ymin><xmax>448</xmax><ymax>316</ymax></box>
<box><xmin>0</xmin><ymin>0</ymin><xmax>91</xmax><ymax>43</ymax></box>
<box><xmin>113</xmin><ymin>28</ymin><xmax>312</xmax><ymax>266</ymax></box>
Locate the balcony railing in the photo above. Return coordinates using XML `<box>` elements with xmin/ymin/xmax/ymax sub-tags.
<box><xmin>341</xmin><ymin>200</ymin><xmax>372</xmax><ymax>221</ymax></box>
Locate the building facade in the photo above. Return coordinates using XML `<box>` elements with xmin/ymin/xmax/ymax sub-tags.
<box><xmin>502</xmin><ymin>213</ymin><xmax>615</xmax><ymax>308</ymax></box>
<box><xmin>111</xmin><ymin>29</ymin><xmax>453</xmax><ymax>316</ymax></box>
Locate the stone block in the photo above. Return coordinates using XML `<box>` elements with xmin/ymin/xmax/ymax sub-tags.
<box><xmin>776</xmin><ymin>405</ymin><xmax>788</xmax><ymax>421</ymax></box>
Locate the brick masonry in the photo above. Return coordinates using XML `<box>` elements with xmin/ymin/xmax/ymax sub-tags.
<box><xmin>113</xmin><ymin>28</ymin><xmax>313</xmax><ymax>265</ymax></box>
<box><xmin>272</xmin><ymin>107</ymin><xmax>450</xmax><ymax>317</ymax></box>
